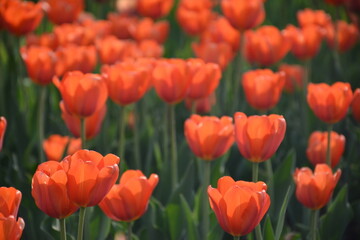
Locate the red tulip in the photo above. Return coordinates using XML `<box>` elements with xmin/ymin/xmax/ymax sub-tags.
<box><xmin>80</xmin><ymin>19</ymin><xmax>112</xmax><ymax>40</ymax></box>
<box><xmin>26</xmin><ymin>33</ymin><xmax>58</xmax><ymax>50</ymax></box>
<box><xmin>43</xmin><ymin>135</ymin><xmax>81</xmax><ymax>161</ymax></box>
<box><xmin>129</xmin><ymin>18</ymin><xmax>169</xmax><ymax>44</ymax></box>
<box><xmin>293</xmin><ymin>164</ymin><xmax>341</xmax><ymax>209</ymax></box>
<box><xmin>137</xmin><ymin>40</ymin><xmax>164</xmax><ymax>58</ymax></box>
<box><xmin>352</xmin><ymin>88</ymin><xmax>360</xmax><ymax>122</ymax></box>
<box><xmin>0</xmin><ymin>214</ymin><xmax>24</xmax><ymax>240</ymax></box>
<box><xmin>96</xmin><ymin>36</ymin><xmax>133</xmax><ymax>65</ymax></box>
<box><xmin>137</xmin><ymin>0</ymin><xmax>173</xmax><ymax>19</ymax></box>
<box><xmin>185</xmin><ymin>93</ymin><xmax>216</xmax><ymax>114</ymax></box>
<box><xmin>297</xmin><ymin>9</ymin><xmax>331</xmax><ymax>30</ymax></box>
<box><xmin>107</xmin><ymin>13</ymin><xmax>137</xmax><ymax>39</ymax></box>
<box><xmin>307</xmin><ymin>82</ymin><xmax>353</xmax><ymax>124</ymax></box>
<box><xmin>53</xmin><ymin>24</ymin><xmax>96</xmax><ymax>46</ymax></box>
<box><xmin>184</xmin><ymin>114</ymin><xmax>234</xmax><ymax>160</ymax></box>
<box><xmin>31</xmin><ymin>161</ymin><xmax>79</xmax><ymax>218</ymax></box>
<box><xmin>44</xmin><ymin>0</ymin><xmax>84</xmax><ymax>25</ymax></box>
<box><xmin>62</xmin><ymin>150</ymin><xmax>120</xmax><ymax>207</ymax></box>
<box><xmin>99</xmin><ymin>170</ymin><xmax>158</xmax><ymax>222</ymax></box>
<box><xmin>279</xmin><ymin>64</ymin><xmax>305</xmax><ymax>93</ymax></box>
<box><xmin>0</xmin><ymin>117</ymin><xmax>6</xmax><ymax>152</ymax></box>
<box><xmin>0</xmin><ymin>187</ymin><xmax>21</xmax><ymax>218</ymax></box>
<box><xmin>208</xmin><ymin>176</ymin><xmax>270</xmax><ymax>237</ymax></box>
<box><xmin>234</xmin><ymin>112</ymin><xmax>286</xmax><ymax>162</ymax></box>
<box><xmin>325</xmin><ymin>20</ymin><xmax>359</xmax><ymax>52</ymax></box>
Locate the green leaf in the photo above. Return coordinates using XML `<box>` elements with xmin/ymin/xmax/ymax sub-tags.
<box><xmin>165</xmin><ymin>203</ymin><xmax>183</xmax><ymax>240</ymax></box>
<box><xmin>180</xmin><ymin>194</ymin><xmax>199</xmax><ymax>240</ymax></box>
<box><xmin>263</xmin><ymin>215</ymin><xmax>275</xmax><ymax>240</ymax></box>
<box><xmin>319</xmin><ymin>185</ymin><xmax>353</xmax><ymax>240</ymax></box>
<box><xmin>275</xmin><ymin>184</ymin><xmax>294</xmax><ymax>240</ymax></box>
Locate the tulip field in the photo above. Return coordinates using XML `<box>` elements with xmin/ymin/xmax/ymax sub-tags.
<box><xmin>1</xmin><ymin>0</ymin><xmax>360</xmax><ymax>239</ymax></box>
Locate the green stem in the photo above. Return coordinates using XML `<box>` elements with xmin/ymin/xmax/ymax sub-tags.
<box><xmin>265</xmin><ymin>159</ymin><xmax>274</xmax><ymax>201</ymax></box>
<box><xmin>163</xmin><ymin>104</ymin><xmax>169</xmax><ymax>165</ymax></box>
<box><xmin>302</xmin><ymin>60</ymin><xmax>311</xmax><ymax>139</ymax></box>
<box><xmin>252</xmin><ymin>162</ymin><xmax>259</xmax><ymax>182</ymax></box>
<box><xmin>77</xmin><ymin>207</ymin><xmax>86</xmax><ymax>240</ymax></box>
<box><xmin>326</xmin><ymin>124</ymin><xmax>333</xmax><ymax>167</ymax></box>
<box><xmin>60</xmin><ymin>218</ymin><xmax>67</xmax><ymax>240</ymax></box>
<box><xmin>169</xmin><ymin>104</ymin><xmax>178</xmax><ymax>188</ymax></box>
<box><xmin>233</xmin><ymin>236</ymin><xmax>240</xmax><ymax>240</ymax></box>
<box><xmin>310</xmin><ymin>210</ymin><xmax>319</xmax><ymax>240</ymax></box>
<box><xmin>118</xmin><ymin>106</ymin><xmax>127</xmax><ymax>160</ymax></box>
<box><xmin>38</xmin><ymin>86</ymin><xmax>47</xmax><ymax>162</ymax></box>
<box><xmin>127</xmin><ymin>221</ymin><xmax>133</xmax><ymax>240</ymax></box>
<box><xmin>232</xmin><ymin>32</ymin><xmax>246</xmax><ymax>113</ymax></box>
<box><xmin>202</xmin><ymin>161</ymin><xmax>211</xmax><ymax>239</ymax></box>
<box><xmin>81</xmin><ymin>118</ymin><xmax>86</xmax><ymax>149</ymax></box>
<box><xmin>255</xmin><ymin>224</ymin><xmax>263</xmax><ymax>240</ymax></box>
<box><xmin>133</xmin><ymin>105</ymin><xmax>140</xmax><ymax>169</ymax></box>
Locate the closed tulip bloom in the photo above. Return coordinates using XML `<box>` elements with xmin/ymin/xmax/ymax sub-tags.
<box><xmin>129</xmin><ymin>18</ymin><xmax>169</xmax><ymax>44</ymax></box>
<box><xmin>307</xmin><ymin>82</ymin><xmax>353</xmax><ymax>124</ymax></box>
<box><xmin>184</xmin><ymin>114</ymin><xmax>234</xmax><ymax>160</ymax></box>
<box><xmin>0</xmin><ymin>117</ymin><xmax>6</xmax><ymax>152</ymax></box>
<box><xmin>352</xmin><ymin>89</ymin><xmax>360</xmax><ymax>122</ymax></box>
<box><xmin>297</xmin><ymin>9</ymin><xmax>331</xmax><ymax>30</ymax></box>
<box><xmin>20</xmin><ymin>46</ymin><xmax>57</xmax><ymax>86</ymax></box>
<box><xmin>96</xmin><ymin>36</ymin><xmax>133</xmax><ymax>65</ymax></box>
<box><xmin>1</xmin><ymin>0</ymin><xmax>43</xmax><ymax>36</ymax></box>
<box><xmin>54</xmin><ymin>71</ymin><xmax>108</xmax><ymax>118</ymax></box>
<box><xmin>138</xmin><ymin>40</ymin><xmax>164</xmax><ymax>58</ymax></box>
<box><xmin>294</xmin><ymin>164</ymin><xmax>341</xmax><ymax>209</ymax></box>
<box><xmin>0</xmin><ymin>187</ymin><xmax>21</xmax><ymax>218</ymax></box>
<box><xmin>221</xmin><ymin>0</ymin><xmax>265</xmax><ymax>31</ymax></box>
<box><xmin>208</xmin><ymin>176</ymin><xmax>270</xmax><ymax>237</ymax></box>
<box><xmin>234</xmin><ymin>112</ymin><xmax>286</xmax><ymax>162</ymax></box>
<box><xmin>99</xmin><ymin>170</ymin><xmax>159</xmax><ymax>222</ymax></box>
<box><xmin>54</xmin><ymin>24</ymin><xmax>96</xmax><ymax>47</ymax></box>
<box><xmin>44</xmin><ymin>0</ymin><xmax>84</xmax><ymax>25</ymax></box>
<box><xmin>176</xmin><ymin>0</ymin><xmax>213</xmax><ymax>36</ymax></box>
<box><xmin>137</xmin><ymin>0</ymin><xmax>173</xmax><ymax>19</ymax></box>
<box><xmin>26</xmin><ymin>33</ymin><xmax>58</xmax><ymax>50</ymax></box>
<box><xmin>325</xmin><ymin>20</ymin><xmax>359</xmax><ymax>52</ymax></box>
<box><xmin>108</xmin><ymin>13</ymin><xmax>138</xmax><ymax>39</ymax></box>
<box><xmin>185</xmin><ymin>93</ymin><xmax>216</xmax><ymax>114</ymax></box>
<box><xmin>307</xmin><ymin>131</ymin><xmax>345</xmax><ymax>168</ymax></box>
<box><xmin>279</xmin><ymin>64</ymin><xmax>305</xmax><ymax>93</ymax></box>
<box><xmin>60</xmin><ymin>102</ymin><xmax>107</xmax><ymax>140</ymax></box>
<box><xmin>153</xmin><ymin>59</ymin><xmax>190</xmax><ymax>104</ymax></box>
<box><xmin>43</xmin><ymin>135</ymin><xmax>81</xmax><ymax>161</ymax></box>
<box><xmin>31</xmin><ymin>161</ymin><xmax>79</xmax><ymax>219</ymax></box>
<box><xmin>101</xmin><ymin>59</ymin><xmax>152</xmax><ymax>106</ymax></box>
<box><xmin>245</xmin><ymin>26</ymin><xmax>290</xmax><ymax>66</ymax></box>
<box><xmin>62</xmin><ymin>150</ymin><xmax>120</xmax><ymax>207</ymax></box>
<box><xmin>186</xmin><ymin>58</ymin><xmax>221</xmax><ymax>100</ymax></box>
<box><xmin>0</xmin><ymin>214</ymin><xmax>25</xmax><ymax>240</ymax></box>
<box><xmin>242</xmin><ymin>69</ymin><xmax>285</xmax><ymax>111</ymax></box>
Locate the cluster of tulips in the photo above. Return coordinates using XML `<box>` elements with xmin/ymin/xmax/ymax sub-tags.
<box><xmin>0</xmin><ymin>0</ymin><xmax>360</xmax><ymax>239</ymax></box>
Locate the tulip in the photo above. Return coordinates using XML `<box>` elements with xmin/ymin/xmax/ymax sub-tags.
<box><xmin>208</xmin><ymin>176</ymin><xmax>270</xmax><ymax>237</ymax></box>
<box><xmin>325</xmin><ymin>20</ymin><xmax>359</xmax><ymax>52</ymax></box>
<box><xmin>136</xmin><ymin>0</ymin><xmax>174</xmax><ymax>19</ymax></box>
<box><xmin>129</xmin><ymin>18</ymin><xmax>169</xmax><ymax>44</ymax></box>
<box><xmin>307</xmin><ymin>82</ymin><xmax>353</xmax><ymax>124</ymax></box>
<box><xmin>242</xmin><ymin>69</ymin><xmax>285</xmax><ymax>111</ymax></box>
<box><xmin>0</xmin><ymin>214</ymin><xmax>25</xmax><ymax>240</ymax></box>
<box><xmin>234</xmin><ymin>112</ymin><xmax>286</xmax><ymax>163</ymax></box>
<box><xmin>54</xmin><ymin>71</ymin><xmax>108</xmax><ymax>118</ymax></box>
<box><xmin>96</xmin><ymin>36</ymin><xmax>133</xmax><ymax>65</ymax></box>
<box><xmin>26</xmin><ymin>33</ymin><xmax>58</xmax><ymax>50</ymax></box>
<box><xmin>0</xmin><ymin>117</ymin><xmax>6</xmax><ymax>152</ymax></box>
<box><xmin>279</xmin><ymin>64</ymin><xmax>305</xmax><ymax>93</ymax></box>
<box><xmin>107</xmin><ymin>13</ymin><xmax>138</xmax><ymax>39</ymax></box>
<box><xmin>184</xmin><ymin>114</ymin><xmax>234</xmax><ymax>160</ymax></box>
<box><xmin>1</xmin><ymin>0</ymin><xmax>43</xmax><ymax>36</ymax></box>
<box><xmin>185</xmin><ymin>93</ymin><xmax>216</xmax><ymax>114</ymax></box>
<box><xmin>0</xmin><ymin>187</ymin><xmax>21</xmax><ymax>218</ymax></box>
<box><xmin>176</xmin><ymin>0</ymin><xmax>214</xmax><ymax>36</ymax></box>
<box><xmin>44</xmin><ymin>0</ymin><xmax>84</xmax><ymax>25</ymax></box>
<box><xmin>352</xmin><ymin>88</ymin><xmax>360</xmax><ymax>122</ymax></box>
<box><xmin>80</xmin><ymin>19</ymin><xmax>112</xmax><ymax>40</ymax></box>
<box><xmin>43</xmin><ymin>135</ymin><xmax>81</xmax><ymax>161</ymax></box>
<box><xmin>186</xmin><ymin>58</ymin><xmax>221</xmax><ymax>100</ymax></box>
<box><xmin>60</xmin><ymin>102</ymin><xmax>107</xmax><ymax>140</ymax></box>
<box><xmin>138</xmin><ymin>40</ymin><xmax>164</xmax><ymax>59</ymax></box>
<box><xmin>53</xmin><ymin>24</ymin><xmax>96</xmax><ymax>46</ymax></box>
<box><xmin>99</xmin><ymin>170</ymin><xmax>159</xmax><ymax>222</ymax></box>
<box><xmin>297</xmin><ymin>9</ymin><xmax>331</xmax><ymax>30</ymax></box>
<box><xmin>293</xmin><ymin>164</ymin><xmax>341</xmax><ymax>209</ymax></box>
<box><xmin>221</xmin><ymin>0</ymin><xmax>265</xmax><ymax>31</ymax></box>
<box><xmin>31</xmin><ymin>161</ymin><xmax>79</xmax><ymax>219</ymax></box>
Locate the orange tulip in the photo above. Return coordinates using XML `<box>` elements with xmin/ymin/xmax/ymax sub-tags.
<box><xmin>43</xmin><ymin>134</ymin><xmax>81</xmax><ymax>161</ymax></box>
<box><xmin>1</xmin><ymin>0</ymin><xmax>43</xmax><ymax>36</ymax></box>
<box><xmin>54</xmin><ymin>24</ymin><xmax>96</xmax><ymax>46</ymax></box>
<box><xmin>184</xmin><ymin>114</ymin><xmax>234</xmax><ymax>160</ymax></box>
<box><xmin>176</xmin><ymin>0</ymin><xmax>213</xmax><ymax>36</ymax></box>
<box><xmin>0</xmin><ymin>187</ymin><xmax>21</xmax><ymax>218</ymax></box>
<box><xmin>245</xmin><ymin>26</ymin><xmax>290</xmax><ymax>66</ymax></box>
<box><xmin>152</xmin><ymin>59</ymin><xmax>190</xmax><ymax>104</ymax></box>
<box><xmin>283</xmin><ymin>24</ymin><xmax>323</xmax><ymax>60</ymax></box>
<box><xmin>129</xmin><ymin>18</ymin><xmax>169</xmax><ymax>44</ymax></box>
<box><xmin>31</xmin><ymin>161</ymin><xmax>79</xmax><ymax>219</ymax></box>
<box><xmin>307</xmin><ymin>82</ymin><xmax>353</xmax><ymax>124</ymax></box>
<box><xmin>279</xmin><ymin>64</ymin><xmax>305</xmax><ymax>93</ymax></box>
<box><xmin>185</xmin><ymin>93</ymin><xmax>216</xmax><ymax>113</ymax></box>
<box><xmin>101</xmin><ymin>59</ymin><xmax>152</xmax><ymax>106</ymax></box>
<box><xmin>0</xmin><ymin>214</ymin><xmax>25</xmax><ymax>240</ymax></box>
<box><xmin>62</xmin><ymin>149</ymin><xmax>120</xmax><ymax>207</ymax></box>
<box><xmin>306</xmin><ymin>131</ymin><xmax>345</xmax><ymax>168</ymax></box>
<box><xmin>54</xmin><ymin>71</ymin><xmax>108</xmax><ymax>118</ymax></box>
<box><xmin>96</xmin><ymin>36</ymin><xmax>133</xmax><ymax>65</ymax></box>
<box><xmin>137</xmin><ymin>0</ymin><xmax>173</xmax><ymax>19</ymax></box>
<box><xmin>293</xmin><ymin>164</ymin><xmax>341</xmax><ymax>209</ymax></box>
<box><xmin>44</xmin><ymin>0</ymin><xmax>83</xmax><ymax>24</ymax></box>
<box><xmin>26</xmin><ymin>33</ymin><xmax>58</xmax><ymax>50</ymax></box>
<box><xmin>138</xmin><ymin>40</ymin><xmax>164</xmax><ymax>58</ymax></box>
<box><xmin>108</xmin><ymin>13</ymin><xmax>137</xmax><ymax>39</ymax></box>
<box><xmin>99</xmin><ymin>170</ymin><xmax>158</xmax><ymax>222</ymax></box>
<box><xmin>242</xmin><ymin>69</ymin><xmax>285</xmax><ymax>111</ymax></box>
<box><xmin>186</xmin><ymin>58</ymin><xmax>221</xmax><ymax>100</ymax></box>
<box><xmin>352</xmin><ymin>88</ymin><xmax>360</xmax><ymax>122</ymax></box>
<box><xmin>0</xmin><ymin>117</ymin><xmax>6</xmax><ymax>152</ymax></box>
<box><xmin>20</xmin><ymin>46</ymin><xmax>57</xmax><ymax>86</ymax></box>
<box><xmin>234</xmin><ymin>112</ymin><xmax>286</xmax><ymax>162</ymax></box>
<box><xmin>208</xmin><ymin>176</ymin><xmax>270</xmax><ymax>237</ymax></box>
<box><xmin>60</xmin><ymin>102</ymin><xmax>107</xmax><ymax>140</ymax></box>
<box><xmin>80</xmin><ymin>19</ymin><xmax>112</xmax><ymax>40</ymax></box>
<box><xmin>297</xmin><ymin>9</ymin><xmax>331</xmax><ymax>30</ymax></box>
<box><xmin>221</xmin><ymin>0</ymin><xmax>265</xmax><ymax>31</ymax></box>
<box><xmin>325</xmin><ymin>20</ymin><xmax>359</xmax><ymax>52</ymax></box>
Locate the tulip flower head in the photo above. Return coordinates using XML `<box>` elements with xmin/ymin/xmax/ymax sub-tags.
<box><xmin>352</xmin><ymin>88</ymin><xmax>360</xmax><ymax>123</ymax></box>
<box><xmin>0</xmin><ymin>117</ymin><xmax>7</xmax><ymax>152</ymax></box>
<box><xmin>279</xmin><ymin>64</ymin><xmax>305</xmax><ymax>93</ymax></box>
<box><xmin>129</xmin><ymin>18</ymin><xmax>169</xmax><ymax>44</ymax></box>
<box><xmin>44</xmin><ymin>0</ymin><xmax>84</xmax><ymax>25</ymax></box>
<box><xmin>208</xmin><ymin>176</ymin><xmax>270</xmax><ymax>237</ymax></box>
<box><xmin>293</xmin><ymin>164</ymin><xmax>341</xmax><ymax>210</ymax></box>
<box><xmin>325</xmin><ymin>20</ymin><xmax>359</xmax><ymax>52</ymax></box>
<box><xmin>137</xmin><ymin>0</ymin><xmax>174</xmax><ymax>19</ymax></box>
<box><xmin>307</xmin><ymin>82</ymin><xmax>353</xmax><ymax>124</ymax></box>
<box><xmin>185</xmin><ymin>93</ymin><xmax>216</xmax><ymax>113</ymax></box>
<box><xmin>234</xmin><ymin>112</ymin><xmax>286</xmax><ymax>162</ymax></box>
<box><xmin>297</xmin><ymin>9</ymin><xmax>331</xmax><ymax>30</ymax></box>
<box><xmin>99</xmin><ymin>170</ymin><xmax>159</xmax><ymax>222</ymax></box>
<box><xmin>43</xmin><ymin>135</ymin><xmax>81</xmax><ymax>161</ymax></box>
<box><xmin>184</xmin><ymin>114</ymin><xmax>234</xmax><ymax>160</ymax></box>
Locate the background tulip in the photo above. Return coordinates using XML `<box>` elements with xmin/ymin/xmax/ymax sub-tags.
<box><xmin>0</xmin><ymin>214</ymin><xmax>25</xmax><ymax>240</ymax></box>
<box><xmin>44</xmin><ymin>0</ymin><xmax>84</xmax><ymax>25</ymax></box>
<box><xmin>279</xmin><ymin>64</ymin><xmax>305</xmax><ymax>93</ymax></box>
<box><xmin>352</xmin><ymin>88</ymin><xmax>360</xmax><ymax>122</ymax></box>
<box><xmin>43</xmin><ymin>135</ymin><xmax>81</xmax><ymax>161</ymax></box>
<box><xmin>0</xmin><ymin>187</ymin><xmax>22</xmax><ymax>218</ymax></box>
<box><xmin>325</xmin><ymin>20</ymin><xmax>359</xmax><ymax>52</ymax></box>
<box><xmin>0</xmin><ymin>117</ymin><xmax>6</xmax><ymax>152</ymax></box>
<box><xmin>136</xmin><ymin>0</ymin><xmax>173</xmax><ymax>19</ymax></box>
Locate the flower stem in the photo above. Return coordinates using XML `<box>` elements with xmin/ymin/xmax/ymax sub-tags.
<box><xmin>127</xmin><ymin>221</ymin><xmax>133</xmax><ymax>240</ymax></box>
<box><xmin>60</xmin><ymin>218</ymin><xmax>67</xmax><ymax>240</ymax></box>
<box><xmin>169</xmin><ymin>104</ymin><xmax>178</xmax><ymax>188</ymax></box>
<box><xmin>202</xmin><ymin>161</ymin><xmax>211</xmax><ymax>239</ymax></box>
<box><xmin>265</xmin><ymin>159</ymin><xmax>274</xmax><ymax>200</ymax></box>
<box><xmin>252</xmin><ymin>162</ymin><xmax>259</xmax><ymax>182</ymax></box>
<box><xmin>118</xmin><ymin>106</ymin><xmax>127</xmax><ymax>160</ymax></box>
<box><xmin>80</xmin><ymin>118</ymin><xmax>86</xmax><ymax>149</ymax></box>
<box><xmin>77</xmin><ymin>207</ymin><xmax>86</xmax><ymax>240</ymax></box>
<box><xmin>326</xmin><ymin>124</ymin><xmax>333</xmax><ymax>167</ymax></box>
<box><xmin>310</xmin><ymin>210</ymin><xmax>319</xmax><ymax>240</ymax></box>
<box><xmin>133</xmin><ymin>104</ymin><xmax>140</xmax><ymax>169</ymax></box>
<box><xmin>233</xmin><ymin>236</ymin><xmax>240</xmax><ymax>240</ymax></box>
<box><xmin>163</xmin><ymin>104</ymin><xmax>169</xmax><ymax>165</ymax></box>
<box><xmin>232</xmin><ymin>31</ymin><xmax>246</xmax><ymax>113</ymax></box>
<box><xmin>302</xmin><ymin>59</ymin><xmax>311</xmax><ymax>139</ymax></box>
<box><xmin>38</xmin><ymin>86</ymin><xmax>47</xmax><ymax>162</ymax></box>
